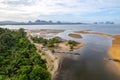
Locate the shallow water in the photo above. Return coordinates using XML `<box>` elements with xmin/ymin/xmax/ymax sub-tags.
<box><xmin>0</xmin><ymin>24</ymin><xmax>120</xmax><ymax>34</ymax></box>
<box><xmin>54</xmin><ymin>34</ymin><xmax>120</xmax><ymax>80</ymax></box>
<box><xmin>1</xmin><ymin>24</ymin><xmax>120</xmax><ymax>80</ymax></box>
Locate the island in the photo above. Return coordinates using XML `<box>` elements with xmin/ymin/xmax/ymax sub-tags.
<box><xmin>0</xmin><ymin>20</ymin><xmax>84</xmax><ymax>25</ymax></box>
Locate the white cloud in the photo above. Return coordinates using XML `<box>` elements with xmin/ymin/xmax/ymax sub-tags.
<box><xmin>0</xmin><ymin>0</ymin><xmax>120</xmax><ymax>22</ymax></box>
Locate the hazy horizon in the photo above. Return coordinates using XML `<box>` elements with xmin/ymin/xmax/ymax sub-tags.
<box><xmin>0</xmin><ymin>0</ymin><xmax>120</xmax><ymax>23</ymax></box>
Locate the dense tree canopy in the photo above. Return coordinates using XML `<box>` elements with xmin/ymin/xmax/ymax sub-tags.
<box><xmin>31</xmin><ymin>37</ymin><xmax>60</xmax><ymax>47</ymax></box>
<box><xmin>0</xmin><ymin>28</ymin><xmax>51</xmax><ymax>80</ymax></box>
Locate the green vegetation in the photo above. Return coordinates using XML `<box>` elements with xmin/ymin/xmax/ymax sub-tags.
<box><xmin>32</xmin><ymin>37</ymin><xmax>60</xmax><ymax>47</ymax></box>
<box><xmin>67</xmin><ymin>40</ymin><xmax>77</xmax><ymax>50</ymax></box>
<box><xmin>0</xmin><ymin>28</ymin><xmax>51</xmax><ymax>80</ymax></box>
<box><xmin>50</xmin><ymin>49</ymin><xmax>55</xmax><ymax>53</ymax></box>
<box><xmin>31</xmin><ymin>37</ymin><xmax>48</xmax><ymax>46</ymax></box>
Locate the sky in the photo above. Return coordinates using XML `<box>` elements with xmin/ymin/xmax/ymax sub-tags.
<box><xmin>0</xmin><ymin>0</ymin><xmax>120</xmax><ymax>23</ymax></box>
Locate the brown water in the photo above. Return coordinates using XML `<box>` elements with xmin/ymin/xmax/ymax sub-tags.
<box><xmin>54</xmin><ymin>34</ymin><xmax>120</xmax><ymax>80</ymax></box>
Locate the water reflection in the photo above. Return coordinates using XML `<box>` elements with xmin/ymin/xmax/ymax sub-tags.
<box><xmin>54</xmin><ymin>34</ymin><xmax>120</xmax><ymax>80</ymax></box>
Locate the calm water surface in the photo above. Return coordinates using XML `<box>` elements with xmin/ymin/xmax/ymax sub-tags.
<box><xmin>1</xmin><ymin>24</ymin><xmax>120</xmax><ymax>80</ymax></box>
<box><xmin>0</xmin><ymin>24</ymin><xmax>120</xmax><ymax>34</ymax></box>
<box><xmin>54</xmin><ymin>34</ymin><xmax>120</xmax><ymax>80</ymax></box>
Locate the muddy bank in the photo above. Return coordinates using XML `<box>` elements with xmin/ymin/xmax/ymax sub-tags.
<box><xmin>26</xmin><ymin>30</ymin><xmax>84</xmax><ymax>80</ymax></box>
<box><xmin>68</xmin><ymin>33</ymin><xmax>82</xmax><ymax>38</ymax></box>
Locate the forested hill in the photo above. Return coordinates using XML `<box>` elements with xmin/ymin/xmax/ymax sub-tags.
<box><xmin>0</xmin><ymin>28</ymin><xmax>51</xmax><ymax>80</ymax></box>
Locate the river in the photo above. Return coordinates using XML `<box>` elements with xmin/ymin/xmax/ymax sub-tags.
<box><xmin>1</xmin><ymin>24</ymin><xmax>120</xmax><ymax>80</ymax></box>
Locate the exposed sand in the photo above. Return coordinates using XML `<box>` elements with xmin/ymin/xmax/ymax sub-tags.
<box><xmin>27</xmin><ymin>32</ymin><xmax>59</xmax><ymax>79</ymax></box>
<box><xmin>27</xmin><ymin>29</ymin><xmax>118</xmax><ymax>79</ymax></box>
<box><xmin>28</xmin><ymin>29</ymin><xmax>65</xmax><ymax>38</ymax></box>
<box><xmin>29</xmin><ymin>29</ymin><xmax>65</xmax><ymax>33</ymax></box>
<box><xmin>74</xmin><ymin>30</ymin><xmax>91</xmax><ymax>34</ymax></box>
<box><xmin>26</xmin><ymin>31</ymin><xmax>84</xmax><ymax>80</ymax></box>
<box><xmin>58</xmin><ymin>41</ymin><xmax>84</xmax><ymax>51</ymax></box>
<box><xmin>90</xmin><ymin>32</ymin><xmax>112</xmax><ymax>37</ymax></box>
<box><xmin>74</xmin><ymin>30</ymin><xmax>112</xmax><ymax>37</ymax></box>
<box><xmin>109</xmin><ymin>35</ymin><xmax>120</xmax><ymax>70</ymax></box>
<box><xmin>68</xmin><ymin>33</ymin><xmax>82</xmax><ymax>39</ymax></box>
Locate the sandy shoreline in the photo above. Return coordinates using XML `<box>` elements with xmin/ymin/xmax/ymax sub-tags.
<box><xmin>27</xmin><ymin>29</ymin><xmax>120</xmax><ymax>79</ymax></box>
<box><xmin>27</xmin><ymin>32</ymin><xmax>59</xmax><ymax>79</ymax></box>
<box><xmin>26</xmin><ymin>29</ymin><xmax>84</xmax><ymax>80</ymax></box>
<box><xmin>74</xmin><ymin>30</ymin><xmax>120</xmax><ymax>73</ymax></box>
<box><xmin>74</xmin><ymin>30</ymin><xmax>112</xmax><ymax>37</ymax></box>
<box><xmin>109</xmin><ymin>35</ymin><xmax>120</xmax><ymax>71</ymax></box>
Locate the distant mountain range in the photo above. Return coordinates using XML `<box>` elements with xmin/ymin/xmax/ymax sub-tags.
<box><xmin>94</xmin><ymin>21</ymin><xmax>114</xmax><ymax>24</ymax></box>
<box><xmin>0</xmin><ymin>21</ymin><xmax>24</xmax><ymax>25</ymax></box>
<box><xmin>0</xmin><ymin>20</ymin><xmax>84</xmax><ymax>25</ymax></box>
<box><xmin>0</xmin><ymin>20</ymin><xmax>115</xmax><ymax>25</ymax></box>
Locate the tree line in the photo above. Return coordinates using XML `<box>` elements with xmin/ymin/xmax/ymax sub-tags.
<box><xmin>0</xmin><ymin>28</ymin><xmax>51</xmax><ymax>80</ymax></box>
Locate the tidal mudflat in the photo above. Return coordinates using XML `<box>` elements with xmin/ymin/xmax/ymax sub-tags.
<box><xmin>26</xmin><ymin>29</ymin><xmax>120</xmax><ymax>80</ymax></box>
<box><xmin>26</xmin><ymin>29</ymin><xmax>84</xmax><ymax>79</ymax></box>
<box><xmin>53</xmin><ymin>30</ymin><xmax>120</xmax><ymax>80</ymax></box>
<box><xmin>68</xmin><ymin>33</ymin><xmax>82</xmax><ymax>39</ymax></box>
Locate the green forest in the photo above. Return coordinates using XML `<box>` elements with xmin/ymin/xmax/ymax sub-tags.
<box><xmin>31</xmin><ymin>37</ymin><xmax>60</xmax><ymax>47</ymax></box>
<box><xmin>0</xmin><ymin>28</ymin><xmax>51</xmax><ymax>80</ymax></box>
